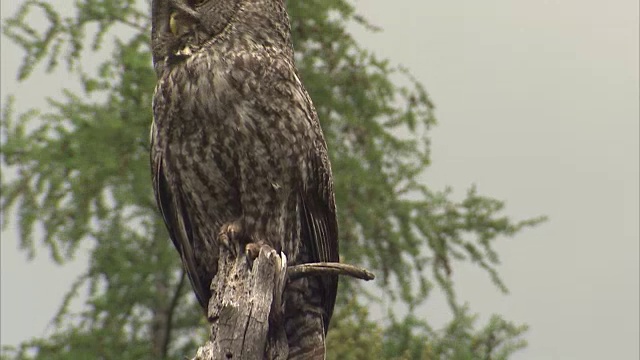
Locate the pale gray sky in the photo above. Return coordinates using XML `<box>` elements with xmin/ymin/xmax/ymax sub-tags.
<box><xmin>1</xmin><ymin>1</ymin><xmax>638</xmax><ymax>359</ymax></box>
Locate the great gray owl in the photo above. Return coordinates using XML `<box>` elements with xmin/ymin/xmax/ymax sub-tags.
<box><xmin>149</xmin><ymin>0</ymin><xmax>339</xmax><ymax>357</ymax></box>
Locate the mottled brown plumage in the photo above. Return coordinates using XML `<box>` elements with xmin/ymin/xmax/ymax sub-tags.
<box><xmin>149</xmin><ymin>0</ymin><xmax>338</xmax><ymax>357</ymax></box>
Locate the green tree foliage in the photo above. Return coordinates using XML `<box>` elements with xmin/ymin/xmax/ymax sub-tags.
<box><xmin>1</xmin><ymin>1</ymin><xmax>545</xmax><ymax>359</ymax></box>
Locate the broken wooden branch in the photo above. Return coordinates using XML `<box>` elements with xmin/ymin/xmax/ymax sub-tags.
<box><xmin>288</xmin><ymin>262</ymin><xmax>375</xmax><ymax>282</ymax></box>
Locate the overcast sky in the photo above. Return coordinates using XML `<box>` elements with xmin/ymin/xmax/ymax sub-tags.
<box><xmin>1</xmin><ymin>1</ymin><xmax>638</xmax><ymax>359</ymax></box>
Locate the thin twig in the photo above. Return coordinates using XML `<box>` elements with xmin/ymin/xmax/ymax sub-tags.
<box><xmin>163</xmin><ymin>268</ymin><xmax>187</xmax><ymax>356</ymax></box>
<box><xmin>288</xmin><ymin>262</ymin><xmax>375</xmax><ymax>281</ymax></box>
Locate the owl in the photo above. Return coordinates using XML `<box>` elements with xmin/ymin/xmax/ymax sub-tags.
<box><xmin>150</xmin><ymin>0</ymin><xmax>339</xmax><ymax>358</ymax></box>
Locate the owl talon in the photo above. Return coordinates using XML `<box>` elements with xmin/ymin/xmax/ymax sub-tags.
<box><xmin>245</xmin><ymin>243</ymin><xmax>260</xmax><ymax>261</ymax></box>
<box><xmin>245</xmin><ymin>241</ymin><xmax>267</xmax><ymax>269</ymax></box>
<box><xmin>218</xmin><ymin>221</ymin><xmax>243</xmax><ymax>257</ymax></box>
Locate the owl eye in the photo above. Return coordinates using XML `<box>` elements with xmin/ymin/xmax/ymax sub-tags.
<box><xmin>169</xmin><ymin>12</ymin><xmax>179</xmax><ymax>35</ymax></box>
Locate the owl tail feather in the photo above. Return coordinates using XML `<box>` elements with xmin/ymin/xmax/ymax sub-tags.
<box><xmin>285</xmin><ymin>313</ymin><xmax>326</xmax><ymax>360</ymax></box>
<box><xmin>283</xmin><ymin>277</ymin><xmax>327</xmax><ymax>360</ymax></box>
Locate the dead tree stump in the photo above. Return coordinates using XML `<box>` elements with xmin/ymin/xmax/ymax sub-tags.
<box><xmin>191</xmin><ymin>244</ymin><xmax>288</xmax><ymax>360</ymax></box>
<box><xmin>190</xmin><ymin>244</ymin><xmax>374</xmax><ymax>360</ymax></box>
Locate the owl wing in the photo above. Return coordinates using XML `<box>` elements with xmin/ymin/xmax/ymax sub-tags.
<box><xmin>150</xmin><ymin>125</ymin><xmax>210</xmax><ymax>310</ymax></box>
<box><xmin>277</xmin><ymin>63</ymin><xmax>340</xmax><ymax>331</ymax></box>
<box><xmin>242</xmin><ymin>53</ymin><xmax>339</xmax><ymax>331</ymax></box>
<box><xmin>300</xmin><ymin>142</ymin><xmax>340</xmax><ymax>332</ymax></box>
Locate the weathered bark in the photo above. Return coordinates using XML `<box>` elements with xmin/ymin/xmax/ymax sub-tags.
<box><xmin>199</xmin><ymin>244</ymin><xmax>289</xmax><ymax>360</ymax></box>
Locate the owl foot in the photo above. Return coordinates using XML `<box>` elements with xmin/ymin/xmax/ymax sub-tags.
<box><xmin>245</xmin><ymin>241</ymin><xmax>267</xmax><ymax>269</ymax></box>
<box><xmin>218</xmin><ymin>221</ymin><xmax>244</xmax><ymax>257</ymax></box>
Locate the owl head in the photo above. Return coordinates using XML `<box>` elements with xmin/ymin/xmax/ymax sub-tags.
<box><xmin>151</xmin><ymin>0</ymin><xmax>241</xmax><ymax>71</ymax></box>
<box><xmin>151</xmin><ymin>0</ymin><xmax>292</xmax><ymax>74</ymax></box>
